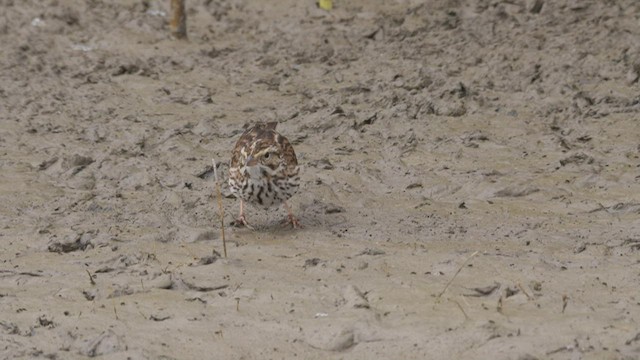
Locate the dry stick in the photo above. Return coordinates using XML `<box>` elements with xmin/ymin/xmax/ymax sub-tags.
<box><xmin>169</xmin><ymin>0</ymin><xmax>187</xmax><ymax>39</ymax></box>
<box><xmin>561</xmin><ymin>294</ymin><xmax>569</xmax><ymax>313</ymax></box>
<box><xmin>517</xmin><ymin>282</ymin><xmax>533</xmax><ymax>300</ymax></box>
<box><xmin>86</xmin><ymin>269</ymin><xmax>95</xmax><ymax>285</ymax></box>
<box><xmin>212</xmin><ymin>159</ymin><xmax>227</xmax><ymax>258</ymax></box>
<box><xmin>449</xmin><ymin>297</ymin><xmax>470</xmax><ymax>320</ymax></box>
<box><xmin>437</xmin><ymin>251</ymin><xmax>479</xmax><ymax>298</ymax></box>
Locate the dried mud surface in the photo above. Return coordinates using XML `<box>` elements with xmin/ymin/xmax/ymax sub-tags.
<box><xmin>1</xmin><ymin>0</ymin><xmax>640</xmax><ymax>359</ymax></box>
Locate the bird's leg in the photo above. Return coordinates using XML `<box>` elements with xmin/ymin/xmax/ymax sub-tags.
<box><xmin>235</xmin><ymin>200</ymin><xmax>254</xmax><ymax>230</ymax></box>
<box><xmin>281</xmin><ymin>201</ymin><xmax>301</xmax><ymax>229</ymax></box>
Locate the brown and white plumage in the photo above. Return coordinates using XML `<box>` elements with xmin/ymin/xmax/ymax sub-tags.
<box><xmin>229</xmin><ymin>122</ymin><xmax>301</xmax><ymax>228</ymax></box>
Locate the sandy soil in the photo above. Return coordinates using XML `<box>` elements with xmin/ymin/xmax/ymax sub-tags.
<box><xmin>1</xmin><ymin>0</ymin><xmax>640</xmax><ymax>359</ymax></box>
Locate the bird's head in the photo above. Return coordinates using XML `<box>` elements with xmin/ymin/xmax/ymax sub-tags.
<box><xmin>243</xmin><ymin>144</ymin><xmax>281</xmax><ymax>173</ymax></box>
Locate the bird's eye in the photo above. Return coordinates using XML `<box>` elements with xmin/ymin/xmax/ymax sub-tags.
<box><xmin>264</xmin><ymin>153</ymin><xmax>270</xmax><ymax>159</ymax></box>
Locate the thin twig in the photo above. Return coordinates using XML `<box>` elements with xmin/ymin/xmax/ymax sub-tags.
<box><xmin>213</xmin><ymin>159</ymin><xmax>227</xmax><ymax>258</ymax></box>
<box><xmin>169</xmin><ymin>0</ymin><xmax>187</xmax><ymax>39</ymax></box>
<box><xmin>517</xmin><ymin>282</ymin><xmax>533</xmax><ymax>300</ymax></box>
<box><xmin>86</xmin><ymin>269</ymin><xmax>95</xmax><ymax>285</ymax></box>
<box><xmin>437</xmin><ymin>251</ymin><xmax>479</xmax><ymax>298</ymax></box>
<box><xmin>448</xmin><ymin>297</ymin><xmax>470</xmax><ymax>320</ymax></box>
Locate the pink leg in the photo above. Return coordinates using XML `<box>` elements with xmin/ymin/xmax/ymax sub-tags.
<box><xmin>282</xmin><ymin>201</ymin><xmax>301</xmax><ymax>229</ymax></box>
<box><xmin>235</xmin><ymin>200</ymin><xmax>254</xmax><ymax>230</ymax></box>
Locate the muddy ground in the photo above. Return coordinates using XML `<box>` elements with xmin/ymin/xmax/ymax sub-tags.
<box><xmin>1</xmin><ymin>0</ymin><xmax>640</xmax><ymax>359</ymax></box>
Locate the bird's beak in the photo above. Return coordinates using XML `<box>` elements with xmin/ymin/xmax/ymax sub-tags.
<box><xmin>246</xmin><ymin>155</ymin><xmax>258</xmax><ymax>167</ymax></box>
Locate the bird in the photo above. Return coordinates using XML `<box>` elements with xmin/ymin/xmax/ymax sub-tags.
<box><xmin>228</xmin><ymin>122</ymin><xmax>301</xmax><ymax>229</ymax></box>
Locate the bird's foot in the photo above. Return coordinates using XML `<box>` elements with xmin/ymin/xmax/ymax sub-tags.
<box><xmin>281</xmin><ymin>214</ymin><xmax>302</xmax><ymax>229</ymax></box>
<box><xmin>233</xmin><ymin>214</ymin><xmax>255</xmax><ymax>230</ymax></box>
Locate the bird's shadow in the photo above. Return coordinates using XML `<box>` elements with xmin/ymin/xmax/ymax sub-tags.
<box><xmin>228</xmin><ymin>198</ymin><xmax>347</xmax><ymax>233</ymax></box>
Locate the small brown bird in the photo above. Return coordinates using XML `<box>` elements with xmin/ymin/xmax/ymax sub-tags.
<box><xmin>229</xmin><ymin>122</ymin><xmax>301</xmax><ymax>228</ymax></box>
